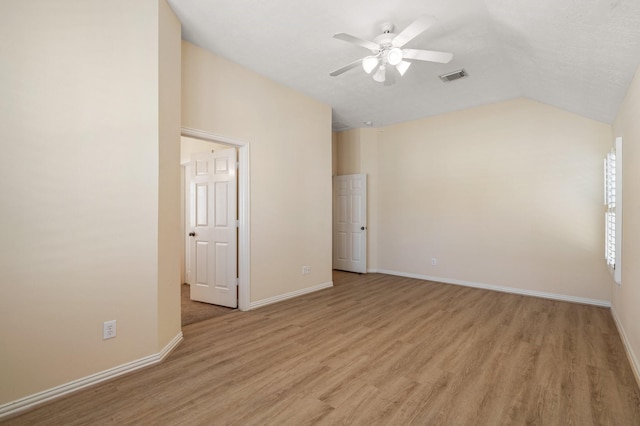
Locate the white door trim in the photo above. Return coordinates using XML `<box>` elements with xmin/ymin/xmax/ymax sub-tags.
<box><xmin>181</xmin><ymin>127</ymin><xmax>250</xmax><ymax>312</ymax></box>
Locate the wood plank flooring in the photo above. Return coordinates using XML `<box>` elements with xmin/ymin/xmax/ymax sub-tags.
<box><xmin>4</xmin><ymin>271</ymin><xmax>640</xmax><ymax>425</ymax></box>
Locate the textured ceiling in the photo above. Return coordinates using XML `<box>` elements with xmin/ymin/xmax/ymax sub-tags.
<box><xmin>167</xmin><ymin>0</ymin><xmax>640</xmax><ymax>130</ymax></box>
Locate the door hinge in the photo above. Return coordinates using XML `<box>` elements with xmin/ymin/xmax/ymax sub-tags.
<box><xmin>236</xmin><ymin>220</ymin><xmax>240</xmax><ymax>228</ymax></box>
<box><xmin>236</xmin><ymin>277</ymin><xmax>239</xmax><ymax>287</ymax></box>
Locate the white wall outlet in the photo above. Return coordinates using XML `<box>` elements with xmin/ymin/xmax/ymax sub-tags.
<box><xmin>431</xmin><ymin>258</ymin><xmax>437</xmax><ymax>266</ymax></box>
<box><xmin>302</xmin><ymin>266</ymin><xmax>311</xmax><ymax>275</ymax></box>
<box><xmin>103</xmin><ymin>320</ymin><xmax>117</xmax><ymax>340</ymax></box>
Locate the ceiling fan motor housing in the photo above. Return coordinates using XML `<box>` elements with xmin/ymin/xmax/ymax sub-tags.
<box><xmin>380</xmin><ymin>22</ymin><xmax>394</xmax><ymax>34</ymax></box>
<box><xmin>373</xmin><ymin>32</ymin><xmax>396</xmax><ymax>51</ymax></box>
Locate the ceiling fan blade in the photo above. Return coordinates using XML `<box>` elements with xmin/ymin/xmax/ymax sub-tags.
<box><xmin>333</xmin><ymin>33</ymin><xmax>380</xmax><ymax>51</ymax></box>
<box><xmin>392</xmin><ymin>15</ymin><xmax>436</xmax><ymax>48</ymax></box>
<box><xmin>402</xmin><ymin>48</ymin><xmax>453</xmax><ymax>64</ymax></box>
<box><xmin>396</xmin><ymin>60</ymin><xmax>411</xmax><ymax>76</ymax></box>
<box><xmin>330</xmin><ymin>58</ymin><xmax>363</xmax><ymax>77</ymax></box>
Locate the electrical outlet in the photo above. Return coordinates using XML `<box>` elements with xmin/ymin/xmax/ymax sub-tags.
<box><xmin>431</xmin><ymin>258</ymin><xmax>437</xmax><ymax>266</ymax></box>
<box><xmin>302</xmin><ymin>266</ymin><xmax>311</xmax><ymax>275</ymax></box>
<box><xmin>103</xmin><ymin>320</ymin><xmax>116</xmax><ymax>340</ymax></box>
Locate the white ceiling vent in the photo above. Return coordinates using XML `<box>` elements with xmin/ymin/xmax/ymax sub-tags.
<box><xmin>439</xmin><ymin>69</ymin><xmax>468</xmax><ymax>82</ymax></box>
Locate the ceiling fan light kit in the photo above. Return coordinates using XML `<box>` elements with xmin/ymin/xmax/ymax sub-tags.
<box><xmin>362</xmin><ymin>56</ymin><xmax>379</xmax><ymax>74</ymax></box>
<box><xmin>330</xmin><ymin>15</ymin><xmax>453</xmax><ymax>85</ymax></box>
<box><xmin>373</xmin><ymin>65</ymin><xmax>386</xmax><ymax>83</ymax></box>
<box><xmin>387</xmin><ymin>47</ymin><xmax>403</xmax><ymax>66</ymax></box>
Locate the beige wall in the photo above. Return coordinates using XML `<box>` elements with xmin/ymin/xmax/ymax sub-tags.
<box><xmin>336</xmin><ymin>129</ymin><xmax>361</xmax><ymax>175</ymax></box>
<box><xmin>0</xmin><ymin>0</ymin><xmax>181</xmax><ymax>405</ymax></box>
<box><xmin>360</xmin><ymin>128</ymin><xmax>380</xmax><ymax>271</ymax></box>
<box><xmin>332</xmin><ymin>131</ymin><xmax>338</xmax><ymax>176</ymax></box>
<box><xmin>373</xmin><ymin>98</ymin><xmax>612</xmax><ymax>301</ymax></box>
<box><xmin>181</xmin><ymin>42</ymin><xmax>332</xmax><ymax>302</ymax></box>
<box><xmin>612</xmin><ymin>64</ymin><xmax>640</xmax><ymax>382</ymax></box>
<box><xmin>157</xmin><ymin>0</ymin><xmax>182</xmax><ymax>351</ymax></box>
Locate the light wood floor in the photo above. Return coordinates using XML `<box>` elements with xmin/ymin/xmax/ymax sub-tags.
<box><xmin>5</xmin><ymin>271</ymin><xmax>640</xmax><ymax>425</ymax></box>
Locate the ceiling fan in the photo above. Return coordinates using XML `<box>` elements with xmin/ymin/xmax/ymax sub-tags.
<box><xmin>330</xmin><ymin>15</ymin><xmax>453</xmax><ymax>85</ymax></box>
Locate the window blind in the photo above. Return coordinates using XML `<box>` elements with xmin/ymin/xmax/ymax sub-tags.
<box><xmin>604</xmin><ymin>137</ymin><xmax>622</xmax><ymax>284</ymax></box>
<box><xmin>604</xmin><ymin>149</ymin><xmax>616</xmax><ymax>268</ymax></box>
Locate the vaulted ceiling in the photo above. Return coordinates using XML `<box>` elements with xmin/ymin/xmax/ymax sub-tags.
<box><xmin>167</xmin><ymin>0</ymin><xmax>640</xmax><ymax>131</ymax></box>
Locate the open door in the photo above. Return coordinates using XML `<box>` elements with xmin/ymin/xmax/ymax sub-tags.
<box><xmin>188</xmin><ymin>148</ymin><xmax>238</xmax><ymax>307</ymax></box>
<box><xmin>333</xmin><ymin>174</ymin><xmax>367</xmax><ymax>273</ymax></box>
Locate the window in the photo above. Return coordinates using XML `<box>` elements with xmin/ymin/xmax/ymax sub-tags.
<box><xmin>604</xmin><ymin>137</ymin><xmax>622</xmax><ymax>284</ymax></box>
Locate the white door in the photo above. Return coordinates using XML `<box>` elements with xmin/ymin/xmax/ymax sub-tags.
<box><xmin>333</xmin><ymin>174</ymin><xmax>367</xmax><ymax>273</ymax></box>
<box><xmin>188</xmin><ymin>148</ymin><xmax>238</xmax><ymax>307</ymax></box>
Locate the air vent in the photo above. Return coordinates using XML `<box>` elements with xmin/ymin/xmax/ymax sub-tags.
<box><xmin>439</xmin><ymin>69</ymin><xmax>468</xmax><ymax>83</ymax></box>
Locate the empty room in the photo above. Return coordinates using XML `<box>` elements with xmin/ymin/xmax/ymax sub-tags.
<box><xmin>1</xmin><ymin>0</ymin><xmax>640</xmax><ymax>424</ymax></box>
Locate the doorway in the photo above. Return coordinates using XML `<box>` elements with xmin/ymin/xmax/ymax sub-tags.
<box><xmin>333</xmin><ymin>174</ymin><xmax>367</xmax><ymax>273</ymax></box>
<box><xmin>184</xmin><ymin>145</ymin><xmax>237</xmax><ymax>308</ymax></box>
<box><xmin>180</xmin><ymin>127</ymin><xmax>250</xmax><ymax>314</ymax></box>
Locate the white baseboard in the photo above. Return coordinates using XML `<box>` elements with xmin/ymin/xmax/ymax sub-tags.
<box><xmin>610</xmin><ymin>307</ymin><xmax>640</xmax><ymax>389</ymax></box>
<box><xmin>374</xmin><ymin>269</ymin><xmax>611</xmax><ymax>307</ymax></box>
<box><xmin>250</xmin><ymin>281</ymin><xmax>333</xmax><ymax>310</ymax></box>
<box><xmin>0</xmin><ymin>332</ymin><xmax>183</xmax><ymax>419</ymax></box>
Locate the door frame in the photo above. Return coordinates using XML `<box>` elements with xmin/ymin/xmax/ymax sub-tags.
<box><xmin>181</xmin><ymin>126</ymin><xmax>251</xmax><ymax>311</ymax></box>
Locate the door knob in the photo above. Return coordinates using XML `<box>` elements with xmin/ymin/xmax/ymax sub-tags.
<box><xmin>188</xmin><ymin>232</ymin><xmax>196</xmax><ymax>237</ymax></box>
<box><xmin>361</xmin><ymin>226</ymin><xmax>366</xmax><ymax>230</ymax></box>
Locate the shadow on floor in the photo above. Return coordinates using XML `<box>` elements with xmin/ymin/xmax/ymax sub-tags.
<box><xmin>181</xmin><ymin>284</ymin><xmax>236</xmax><ymax>326</ymax></box>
